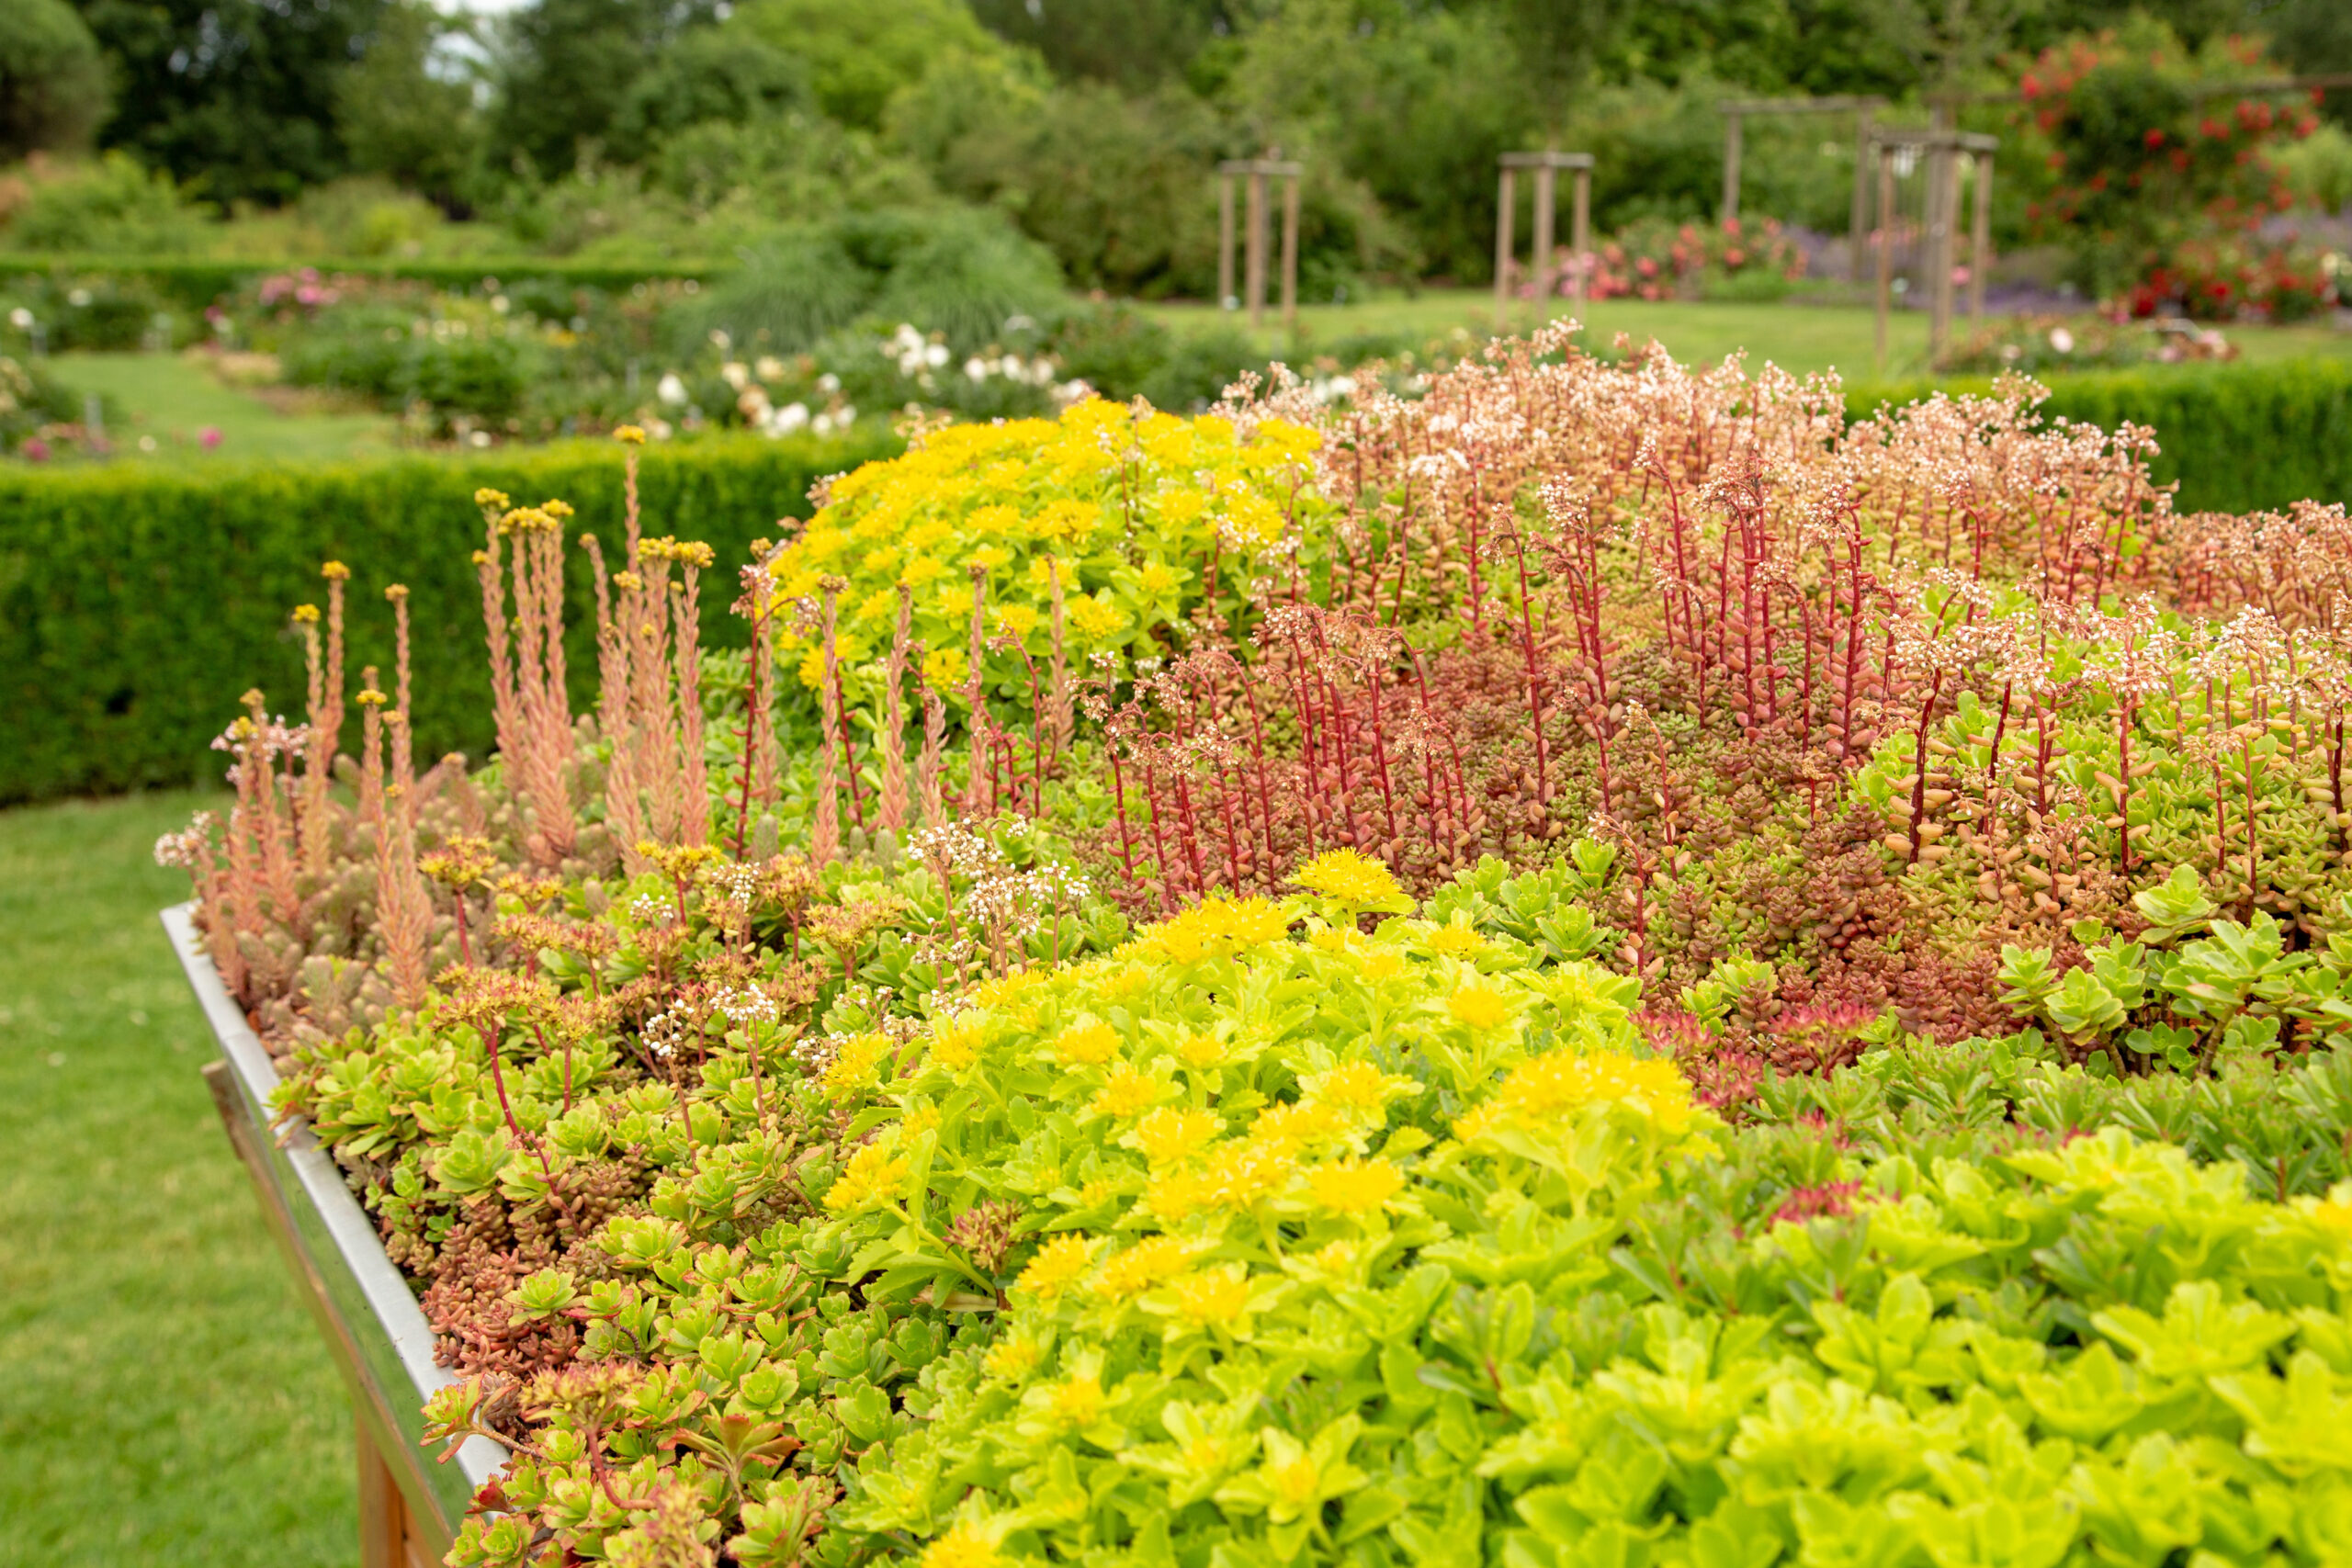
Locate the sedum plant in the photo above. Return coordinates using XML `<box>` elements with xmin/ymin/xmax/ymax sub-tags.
<box><xmin>148</xmin><ymin>335</ymin><xmax>2352</xmax><ymax>1568</ymax></box>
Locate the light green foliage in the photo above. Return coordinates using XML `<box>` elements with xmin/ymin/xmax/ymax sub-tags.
<box><xmin>795</xmin><ymin>867</ymin><xmax>2352</xmax><ymax>1565</ymax></box>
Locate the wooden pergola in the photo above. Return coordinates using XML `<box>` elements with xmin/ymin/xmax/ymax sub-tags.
<box><xmin>1217</xmin><ymin>157</ymin><xmax>1304</xmax><ymax>334</ymax></box>
<box><xmin>1871</xmin><ymin>129</ymin><xmax>1998</xmax><ymax>372</ymax></box>
<box><xmin>1494</xmin><ymin>151</ymin><xmax>1594</xmax><ymax>325</ymax></box>
<box><xmin>1718</xmin><ymin>96</ymin><xmax>1887</xmax><ymax>272</ymax></box>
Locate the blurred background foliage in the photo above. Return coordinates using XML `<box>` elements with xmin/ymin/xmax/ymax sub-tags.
<box><xmin>0</xmin><ymin>0</ymin><xmax>2346</xmax><ymax>302</ymax></box>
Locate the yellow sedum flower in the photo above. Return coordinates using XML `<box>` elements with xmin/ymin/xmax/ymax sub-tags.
<box><xmin>1148</xmin><ymin>897</ymin><xmax>1294</xmax><ymax>964</ymax></box>
<box><xmin>1303</xmin><ymin>1061</ymin><xmax>1410</xmax><ymax>1122</ymax></box>
<box><xmin>1424</xmin><ymin>920</ymin><xmax>1487</xmax><ymax>957</ymax></box>
<box><xmin>1454</xmin><ymin>1050</ymin><xmax>1699</xmax><ymax>1145</ymax></box>
<box><xmin>918</xmin><ymin>1519</ymin><xmax>1001</xmax><ymax>1568</ymax></box>
<box><xmin>1091</xmin><ymin>1235</ymin><xmax>1196</xmax><ymax>1303</ymax></box>
<box><xmin>1447</xmin><ymin>985</ymin><xmax>1515</xmax><ymax>1034</ymax></box>
<box><xmin>825</xmin><ymin>1143</ymin><xmax>909</xmax><ymax>1213</ymax></box>
<box><xmin>1177</xmin><ymin>1032</ymin><xmax>1228</xmax><ymax>1068</ymax></box>
<box><xmin>1054</xmin><ymin>1020</ymin><xmax>1121</xmax><ymax>1067</ymax></box>
<box><xmin>825</xmin><ymin>1032</ymin><xmax>892</xmax><ymax>1095</ymax></box>
<box><xmin>1165</xmin><ymin>1264</ymin><xmax>1254</xmax><ymax>1330</ymax></box>
<box><xmin>1089</xmin><ymin>1066</ymin><xmax>1166</xmax><ymax>1121</ymax></box>
<box><xmin>1130</xmin><ymin>1107</ymin><xmax>1225</xmax><ymax>1164</ymax></box>
<box><xmin>1305</xmin><ymin>1157</ymin><xmax>1405</xmax><ymax>1217</ymax></box>
<box><xmin>1045</xmin><ymin>1373</ymin><xmax>1105</xmax><ymax>1431</ymax></box>
<box><xmin>928</xmin><ymin>1013</ymin><xmax>987</xmax><ymax>1072</ymax></box>
<box><xmin>1014</xmin><ymin>1235</ymin><xmax>1095</xmax><ymax>1302</ymax></box>
<box><xmin>983</xmin><ymin>1333</ymin><xmax>1046</xmax><ymax>1382</ymax></box>
<box><xmin>1250</xmin><ymin>1100</ymin><xmax>1342</xmax><ymax>1151</ymax></box>
<box><xmin>1293</xmin><ymin>850</ymin><xmax>1413</xmax><ymax>914</ymax></box>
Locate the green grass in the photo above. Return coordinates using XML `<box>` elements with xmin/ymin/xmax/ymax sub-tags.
<box><xmin>0</xmin><ymin>792</ymin><xmax>351</xmax><ymax>1568</ymax></box>
<box><xmin>1145</xmin><ymin>288</ymin><xmax>2352</xmax><ymax>382</ymax></box>
<box><xmin>40</xmin><ymin>353</ymin><xmax>398</xmax><ymax>466</ymax></box>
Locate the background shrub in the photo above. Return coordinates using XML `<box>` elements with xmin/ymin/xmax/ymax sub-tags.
<box><xmin>1848</xmin><ymin>357</ymin><xmax>2352</xmax><ymax>513</ymax></box>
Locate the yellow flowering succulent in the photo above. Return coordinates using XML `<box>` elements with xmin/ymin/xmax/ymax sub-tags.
<box><xmin>766</xmin><ymin>400</ymin><xmax>1326</xmax><ymax>705</ymax></box>
<box><xmin>1014</xmin><ymin>1235</ymin><xmax>1096</xmax><ymax>1302</ymax></box>
<box><xmin>824</xmin><ymin>1143</ymin><xmax>910</xmax><ymax>1213</ymax></box>
<box><xmin>767</xmin><ymin>399</ymin><xmax>1331</xmax><ymax>707</ymax></box>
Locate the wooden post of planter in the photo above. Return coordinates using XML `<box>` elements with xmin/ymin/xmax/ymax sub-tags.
<box><xmin>1217</xmin><ymin>171</ymin><xmax>1236</xmax><ymax>310</ymax></box>
<box><xmin>1869</xmin><ymin>128</ymin><xmax>1999</xmax><ymax>370</ymax></box>
<box><xmin>357</xmin><ymin>1416</ymin><xmax>432</xmax><ymax>1568</ymax></box>
<box><xmin>1494</xmin><ymin>163</ymin><xmax>1516</xmax><ymax>327</ymax></box>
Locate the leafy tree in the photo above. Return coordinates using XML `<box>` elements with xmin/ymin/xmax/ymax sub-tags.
<box><xmin>0</xmin><ymin>0</ymin><xmax>112</xmax><ymax>157</ymax></box>
<box><xmin>1599</xmin><ymin>0</ymin><xmax>1914</xmax><ymax>96</ymax></box>
<box><xmin>2261</xmin><ymin>0</ymin><xmax>2352</xmax><ymax>124</ymax></box>
<box><xmin>966</xmin><ymin>0</ymin><xmax>1234</xmax><ymax>87</ymax></box>
<box><xmin>732</xmin><ymin>0</ymin><xmax>1015</xmax><ymax>130</ymax></box>
<box><xmin>74</xmin><ymin>0</ymin><xmax>380</xmax><ymax>203</ymax></box>
<box><xmin>483</xmin><ymin>0</ymin><xmax>724</xmax><ymax>178</ymax></box>
<box><xmin>609</xmin><ymin>24</ymin><xmax>808</xmax><ymax>160</ymax></box>
<box><xmin>335</xmin><ymin>0</ymin><xmax>479</xmax><ymax>206</ymax></box>
<box><xmin>1487</xmin><ymin>0</ymin><xmax>1636</xmax><ymax>130</ymax></box>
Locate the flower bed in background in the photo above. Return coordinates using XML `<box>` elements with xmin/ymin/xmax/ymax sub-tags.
<box><xmin>155</xmin><ymin>329</ymin><xmax>2352</xmax><ymax>1567</ymax></box>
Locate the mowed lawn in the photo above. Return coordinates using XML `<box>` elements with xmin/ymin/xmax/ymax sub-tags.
<box><xmin>0</xmin><ymin>791</ymin><xmax>351</xmax><ymax>1568</ymax></box>
<box><xmin>1148</xmin><ymin>289</ymin><xmax>2352</xmax><ymax>381</ymax></box>
<box><xmin>40</xmin><ymin>353</ymin><xmax>399</xmax><ymax>466</ymax></box>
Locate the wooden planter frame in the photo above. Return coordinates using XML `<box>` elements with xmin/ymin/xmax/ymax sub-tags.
<box><xmin>163</xmin><ymin>903</ymin><xmax>505</xmax><ymax>1568</ymax></box>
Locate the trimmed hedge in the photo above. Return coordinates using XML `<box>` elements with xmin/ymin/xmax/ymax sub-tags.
<box><xmin>1848</xmin><ymin>357</ymin><xmax>2352</xmax><ymax>513</ymax></box>
<box><xmin>0</xmin><ymin>254</ymin><xmax>736</xmax><ymax>313</ymax></box>
<box><xmin>0</xmin><ymin>432</ymin><xmax>897</xmax><ymax>805</ymax></box>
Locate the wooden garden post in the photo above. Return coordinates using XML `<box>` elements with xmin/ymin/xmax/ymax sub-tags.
<box><xmin>1281</xmin><ymin>168</ymin><xmax>1300</xmax><ymax>337</ymax></box>
<box><xmin>1217</xmin><ymin>171</ymin><xmax>1236</xmax><ymax>310</ymax></box>
<box><xmin>1494</xmin><ymin>164</ymin><xmax>1516</xmax><ymax>327</ymax></box>
<box><xmin>1570</xmin><ymin>164</ymin><xmax>1592</xmax><ymax>301</ymax></box>
<box><xmin>1498</xmin><ymin>152</ymin><xmax>1594</xmax><ymax>319</ymax></box>
<box><xmin>1245</xmin><ymin>164</ymin><xmax>1269</xmax><ymax>330</ymax></box>
<box><xmin>1850</xmin><ymin>106</ymin><xmax>1876</xmax><ymax>280</ymax></box>
<box><xmin>1970</xmin><ymin>149</ymin><xmax>1994</xmax><ymax>320</ymax></box>
<box><xmin>1927</xmin><ymin>141</ymin><xmax>1957</xmax><ymax>358</ymax></box>
<box><xmin>1722</xmin><ymin>108</ymin><xmax>1744</xmax><ymax>223</ymax></box>
<box><xmin>1532</xmin><ymin>162</ymin><xmax>1557</xmax><ymax>305</ymax></box>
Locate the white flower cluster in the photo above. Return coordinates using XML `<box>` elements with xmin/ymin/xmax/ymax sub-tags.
<box><xmin>883</xmin><ymin>322</ymin><xmax>953</xmax><ymax>379</ymax></box>
<box><xmin>882</xmin><ymin>321</ymin><xmax>1089</xmax><ymax>406</ymax></box>
<box><xmin>641</xmin><ymin>997</ymin><xmax>696</xmax><ymax>1061</ymax></box>
<box><xmin>910</xmin><ymin>822</ymin><xmax>1002</xmax><ymax>880</ymax></box>
<box><xmin>962</xmin><ymin>351</ymin><xmax>1059</xmax><ymax>389</ymax></box>
<box><xmin>628</xmin><ymin>895</ymin><xmax>676</xmax><ymax>928</ymax></box>
<box><xmin>708</xmin><ymin>986</ymin><xmax>779</xmax><ymax>1028</ymax></box>
<box><xmin>153</xmin><ymin>811</ymin><xmax>220</xmax><ymax>871</ymax></box>
<box><xmin>703</xmin><ymin>863</ymin><xmax>765</xmax><ymax>903</ymax></box>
